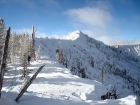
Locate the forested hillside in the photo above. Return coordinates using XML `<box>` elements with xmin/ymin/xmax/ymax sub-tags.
<box><xmin>35</xmin><ymin>30</ymin><xmax>140</xmax><ymax>98</ymax></box>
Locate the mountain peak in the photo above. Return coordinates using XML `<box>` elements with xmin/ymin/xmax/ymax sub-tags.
<box><xmin>62</xmin><ymin>30</ymin><xmax>87</xmax><ymax>41</ymax></box>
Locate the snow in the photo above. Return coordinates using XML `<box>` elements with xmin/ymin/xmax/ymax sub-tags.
<box><xmin>0</xmin><ymin>57</ymin><xmax>137</xmax><ymax>105</ymax></box>
<box><xmin>62</xmin><ymin>30</ymin><xmax>88</xmax><ymax>41</ymax></box>
<box><xmin>0</xmin><ymin>30</ymin><xmax>140</xmax><ymax>105</ymax></box>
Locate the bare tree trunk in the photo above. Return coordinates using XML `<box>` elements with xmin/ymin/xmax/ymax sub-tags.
<box><xmin>15</xmin><ymin>64</ymin><xmax>45</xmax><ymax>102</ymax></box>
<box><xmin>32</xmin><ymin>26</ymin><xmax>36</xmax><ymax>60</ymax></box>
<box><xmin>0</xmin><ymin>27</ymin><xmax>10</xmax><ymax>99</ymax></box>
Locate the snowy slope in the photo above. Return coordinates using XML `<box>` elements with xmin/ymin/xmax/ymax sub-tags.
<box><xmin>0</xmin><ymin>30</ymin><xmax>140</xmax><ymax>105</ymax></box>
<box><xmin>35</xmin><ymin>30</ymin><xmax>140</xmax><ymax>97</ymax></box>
<box><xmin>0</xmin><ymin>56</ymin><xmax>137</xmax><ymax>105</ymax></box>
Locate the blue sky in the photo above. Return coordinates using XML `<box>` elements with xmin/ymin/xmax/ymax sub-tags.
<box><xmin>0</xmin><ymin>0</ymin><xmax>140</xmax><ymax>45</ymax></box>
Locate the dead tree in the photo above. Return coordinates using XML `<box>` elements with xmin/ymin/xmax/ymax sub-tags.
<box><xmin>0</xmin><ymin>27</ymin><xmax>10</xmax><ymax>99</ymax></box>
<box><xmin>15</xmin><ymin>64</ymin><xmax>45</xmax><ymax>102</ymax></box>
<box><xmin>0</xmin><ymin>18</ymin><xmax>5</xmax><ymax>66</ymax></box>
<box><xmin>31</xmin><ymin>25</ymin><xmax>37</xmax><ymax>60</ymax></box>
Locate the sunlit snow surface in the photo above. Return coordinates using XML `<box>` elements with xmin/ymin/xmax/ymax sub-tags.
<box><xmin>0</xmin><ymin>56</ymin><xmax>137</xmax><ymax>105</ymax></box>
<box><xmin>0</xmin><ymin>31</ymin><xmax>140</xmax><ymax>105</ymax></box>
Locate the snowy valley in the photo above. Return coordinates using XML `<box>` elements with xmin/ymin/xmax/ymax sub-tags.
<box><xmin>0</xmin><ymin>30</ymin><xmax>140</xmax><ymax>105</ymax></box>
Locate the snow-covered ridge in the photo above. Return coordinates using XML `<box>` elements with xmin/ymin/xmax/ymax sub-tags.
<box><xmin>1</xmin><ymin>30</ymin><xmax>140</xmax><ymax>105</ymax></box>
<box><xmin>35</xmin><ymin>30</ymin><xmax>140</xmax><ymax>97</ymax></box>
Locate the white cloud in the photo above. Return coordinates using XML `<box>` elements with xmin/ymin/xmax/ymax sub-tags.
<box><xmin>65</xmin><ymin>7</ymin><xmax>112</xmax><ymax>29</ymax></box>
<box><xmin>36</xmin><ymin>31</ymin><xmax>48</xmax><ymax>38</ymax></box>
<box><xmin>82</xmin><ymin>29</ymin><xmax>108</xmax><ymax>38</ymax></box>
<box><xmin>96</xmin><ymin>36</ymin><xmax>128</xmax><ymax>45</ymax></box>
<box><xmin>82</xmin><ymin>30</ymin><xmax>96</xmax><ymax>37</ymax></box>
<box><xmin>96</xmin><ymin>36</ymin><xmax>140</xmax><ymax>45</ymax></box>
<box><xmin>64</xmin><ymin>2</ymin><xmax>115</xmax><ymax>44</ymax></box>
<box><xmin>81</xmin><ymin>29</ymin><xmax>132</xmax><ymax>45</ymax></box>
<box><xmin>64</xmin><ymin>1</ymin><xmax>134</xmax><ymax>45</ymax></box>
<box><xmin>48</xmin><ymin>34</ymin><xmax>60</xmax><ymax>39</ymax></box>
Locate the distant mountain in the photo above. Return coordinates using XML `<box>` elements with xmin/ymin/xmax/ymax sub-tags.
<box><xmin>35</xmin><ymin>30</ymin><xmax>140</xmax><ymax>98</ymax></box>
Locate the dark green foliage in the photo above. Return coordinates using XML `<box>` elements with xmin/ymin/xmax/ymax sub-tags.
<box><xmin>79</xmin><ymin>67</ymin><xmax>86</xmax><ymax>78</ymax></box>
<box><xmin>90</xmin><ymin>59</ymin><xmax>94</xmax><ymax>68</ymax></box>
